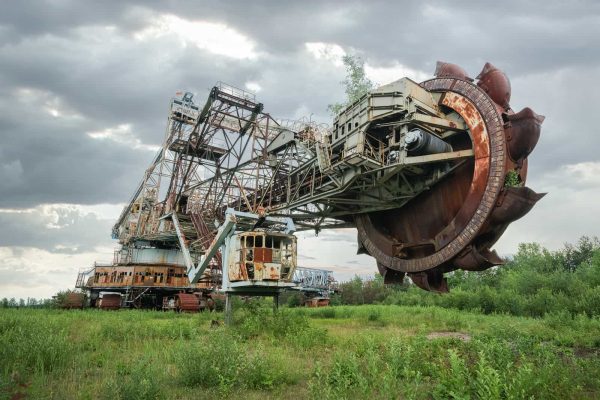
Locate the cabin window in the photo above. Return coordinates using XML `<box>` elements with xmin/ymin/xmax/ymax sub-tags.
<box><xmin>255</xmin><ymin>236</ymin><xmax>263</xmax><ymax>247</ymax></box>
<box><xmin>266</xmin><ymin>236</ymin><xmax>273</xmax><ymax>248</ymax></box>
<box><xmin>246</xmin><ymin>236</ymin><xmax>254</xmax><ymax>248</ymax></box>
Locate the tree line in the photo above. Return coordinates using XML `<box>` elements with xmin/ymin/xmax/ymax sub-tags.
<box><xmin>323</xmin><ymin>236</ymin><xmax>600</xmax><ymax>318</ymax></box>
<box><xmin>0</xmin><ymin>297</ymin><xmax>54</xmax><ymax>308</ymax></box>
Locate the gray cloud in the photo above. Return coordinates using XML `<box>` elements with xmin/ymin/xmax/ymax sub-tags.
<box><xmin>0</xmin><ymin>206</ymin><xmax>113</xmax><ymax>253</ymax></box>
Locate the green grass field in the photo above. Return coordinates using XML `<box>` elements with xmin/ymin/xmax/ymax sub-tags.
<box><xmin>1</xmin><ymin>304</ymin><xmax>600</xmax><ymax>399</ymax></box>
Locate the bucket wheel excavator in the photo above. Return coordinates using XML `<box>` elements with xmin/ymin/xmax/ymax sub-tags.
<box><xmin>78</xmin><ymin>60</ymin><xmax>545</xmax><ymax>303</ymax></box>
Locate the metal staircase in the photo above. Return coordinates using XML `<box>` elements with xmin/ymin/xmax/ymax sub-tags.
<box><xmin>189</xmin><ymin>212</ymin><xmax>222</xmax><ymax>266</ymax></box>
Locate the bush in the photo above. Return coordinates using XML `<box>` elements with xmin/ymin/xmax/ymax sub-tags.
<box><xmin>101</xmin><ymin>360</ymin><xmax>165</xmax><ymax>400</ymax></box>
<box><xmin>177</xmin><ymin>333</ymin><xmax>242</xmax><ymax>389</ymax></box>
<box><xmin>176</xmin><ymin>333</ymin><xmax>293</xmax><ymax>392</ymax></box>
<box><xmin>333</xmin><ymin>236</ymin><xmax>600</xmax><ymax>319</ymax></box>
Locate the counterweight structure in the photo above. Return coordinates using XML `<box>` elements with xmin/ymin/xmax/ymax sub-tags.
<box><xmin>78</xmin><ymin>61</ymin><xmax>544</xmax><ymax>305</ymax></box>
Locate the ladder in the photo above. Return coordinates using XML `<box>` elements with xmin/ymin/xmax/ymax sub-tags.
<box><xmin>315</xmin><ymin>141</ymin><xmax>332</xmax><ymax>173</ymax></box>
<box><xmin>190</xmin><ymin>212</ymin><xmax>222</xmax><ymax>266</ymax></box>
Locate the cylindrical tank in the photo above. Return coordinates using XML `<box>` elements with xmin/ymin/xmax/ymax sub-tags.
<box><xmin>405</xmin><ymin>129</ymin><xmax>452</xmax><ymax>155</ymax></box>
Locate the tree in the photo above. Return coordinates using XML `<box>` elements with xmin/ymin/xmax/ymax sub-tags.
<box><xmin>557</xmin><ymin>236</ymin><xmax>600</xmax><ymax>273</ymax></box>
<box><xmin>328</xmin><ymin>54</ymin><xmax>375</xmax><ymax>116</ymax></box>
<box><xmin>339</xmin><ymin>276</ymin><xmax>365</xmax><ymax>305</ymax></box>
<box><xmin>286</xmin><ymin>292</ymin><xmax>303</xmax><ymax>308</ymax></box>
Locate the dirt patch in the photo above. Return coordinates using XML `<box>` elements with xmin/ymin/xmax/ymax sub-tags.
<box><xmin>427</xmin><ymin>331</ymin><xmax>472</xmax><ymax>342</ymax></box>
<box><xmin>574</xmin><ymin>347</ymin><xmax>600</xmax><ymax>359</ymax></box>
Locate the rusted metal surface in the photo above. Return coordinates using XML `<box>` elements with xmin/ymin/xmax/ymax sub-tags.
<box><xmin>304</xmin><ymin>298</ymin><xmax>330</xmax><ymax>307</ymax></box>
<box><xmin>505</xmin><ymin>107</ymin><xmax>545</xmax><ymax>163</ymax></box>
<box><xmin>229</xmin><ymin>231</ymin><xmax>296</xmax><ymax>283</ymax></box>
<box><xmin>434</xmin><ymin>61</ymin><xmax>473</xmax><ymax>81</ymax></box>
<box><xmin>62</xmin><ymin>292</ymin><xmax>85</xmax><ymax>309</ymax></box>
<box><xmin>408</xmin><ymin>270</ymin><xmax>449</xmax><ymax>293</ymax></box>
<box><xmin>377</xmin><ymin>262</ymin><xmax>405</xmax><ymax>285</ymax></box>
<box><xmin>491</xmin><ymin>186</ymin><xmax>546</xmax><ymax>224</ymax></box>
<box><xmin>476</xmin><ymin>62</ymin><xmax>512</xmax><ymax>110</ymax></box>
<box><xmin>88</xmin><ymin>265</ymin><xmax>201</xmax><ymax>288</ymax></box>
<box><xmin>175</xmin><ymin>293</ymin><xmax>200</xmax><ymax>312</ymax></box>
<box><xmin>97</xmin><ymin>293</ymin><xmax>121</xmax><ymax>310</ymax></box>
<box><xmin>453</xmin><ymin>247</ymin><xmax>504</xmax><ymax>271</ymax></box>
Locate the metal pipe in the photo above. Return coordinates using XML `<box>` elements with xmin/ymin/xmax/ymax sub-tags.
<box><xmin>405</xmin><ymin>129</ymin><xmax>452</xmax><ymax>155</ymax></box>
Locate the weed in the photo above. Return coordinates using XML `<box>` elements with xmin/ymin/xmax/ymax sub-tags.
<box><xmin>309</xmin><ymin>307</ymin><xmax>337</xmax><ymax>319</ymax></box>
<box><xmin>176</xmin><ymin>333</ymin><xmax>241</xmax><ymax>389</ymax></box>
<box><xmin>101</xmin><ymin>359</ymin><xmax>165</xmax><ymax>400</ymax></box>
<box><xmin>367</xmin><ymin>308</ymin><xmax>381</xmax><ymax>321</ymax></box>
<box><xmin>433</xmin><ymin>349</ymin><xmax>471</xmax><ymax>400</ymax></box>
<box><xmin>2</xmin><ymin>303</ymin><xmax>600</xmax><ymax>399</ymax></box>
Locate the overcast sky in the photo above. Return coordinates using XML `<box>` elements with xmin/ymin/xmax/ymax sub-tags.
<box><xmin>1</xmin><ymin>0</ymin><xmax>599</xmax><ymax>299</ymax></box>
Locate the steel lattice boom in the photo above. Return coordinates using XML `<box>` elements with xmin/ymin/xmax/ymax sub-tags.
<box><xmin>109</xmin><ymin>61</ymin><xmax>544</xmax><ymax>293</ymax></box>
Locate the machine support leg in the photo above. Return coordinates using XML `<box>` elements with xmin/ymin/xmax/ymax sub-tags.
<box><xmin>273</xmin><ymin>293</ymin><xmax>279</xmax><ymax>313</ymax></box>
<box><xmin>225</xmin><ymin>293</ymin><xmax>232</xmax><ymax>326</ymax></box>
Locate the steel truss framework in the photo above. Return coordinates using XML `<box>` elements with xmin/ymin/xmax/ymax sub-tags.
<box><xmin>114</xmin><ymin>80</ymin><xmax>475</xmax><ymax>251</ymax></box>
<box><xmin>100</xmin><ymin>61</ymin><xmax>545</xmax><ymax>295</ymax></box>
<box><xmin>113</xmin><ymin>79</ymin><xmax>484</xmax><ymax>281</ymax></box>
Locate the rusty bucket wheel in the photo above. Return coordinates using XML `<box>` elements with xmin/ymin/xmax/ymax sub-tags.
<box><xmin>356</xmin><ymin>77</ymin><xmax>510</xmax><ymax>292</ymax></box>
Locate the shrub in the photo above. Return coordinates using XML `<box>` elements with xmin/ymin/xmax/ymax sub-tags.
<box><xmin>101</xmin><ymin>360</ymin><xmax>165</xmax><ymax>400</ymax></box>
<box><xmin>177</xmin><ymin>329</ymin><xmax>297</xmax><ymax>392</ymax></box>
<box><xmin>177</xmin><ymin>333</ymin><xmax>241</xmax><ymax>389</ymax></box>
<box><xmin>333</xmin><ymin>237</ymin><xmax>600</xmax><ymax>319</ymax></box>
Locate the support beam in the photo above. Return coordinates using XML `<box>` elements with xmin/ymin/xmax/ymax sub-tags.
<box><xmin>227</xmin><ymin>207</ymin><xmax>296</xmax><ymax>234</ymax></box>
<box><xmin>404</xmin><ymin>149</ymin><xmax>474</xmax><ymax>165</ymax></box>
<box><xmin>410</xmin><ymin>113</ymin><xmax>467</xmax><ymax>131</ymax></box>
<box><xmin>273</xmin><ymin>293</ymin><xmax>279</xmax><ymax>313</ymax></box>
<box><xmin>189</xmin><ymin>213</ymin><xmax>237</xmax><ymax>283</ymax></box>
<box><xmin>225</xmin><ymin>293</ymin><xmax>232</xmax><ymax>326</ymax></box>
<box><xmin>170</xmin><ymin>213</ymin><xmax>194</xmax><ymax>271</ymax></box>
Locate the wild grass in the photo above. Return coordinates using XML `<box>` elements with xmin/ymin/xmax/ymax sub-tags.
<box><xmin>1</xmin><ymin>303</ymin><xmax>599</xmax><ymax>399</ymax></box>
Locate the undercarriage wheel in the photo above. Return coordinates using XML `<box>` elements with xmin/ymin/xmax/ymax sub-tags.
<box><xmin>176</xmin><ymin>293</ymin><xmax>200</xmax><ymax>312</ymax></box>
